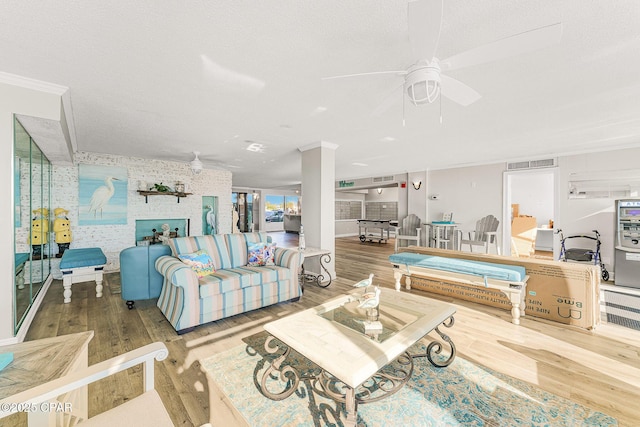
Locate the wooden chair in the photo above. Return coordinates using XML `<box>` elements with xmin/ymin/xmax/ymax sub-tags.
<box><xmin>395</xmin><ymin>214</ymin><xmax>422</xmax><ymax>252</ymax></box>
<box><xmin>459</xmin><ymin>214</ymin><xmax>500</xmax><ymax>254</ymax></box>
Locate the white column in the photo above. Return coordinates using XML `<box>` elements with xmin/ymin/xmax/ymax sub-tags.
<box><xmin>299</xmin><ymin>141</ymin><xmax>338</xmax><ymax>280</ymax></box>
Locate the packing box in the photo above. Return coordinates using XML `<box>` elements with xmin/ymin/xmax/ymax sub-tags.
<box><xmin>398</xmin><ymin>247</ymin><xmax>601</xmax><ymax>329</ymax></box>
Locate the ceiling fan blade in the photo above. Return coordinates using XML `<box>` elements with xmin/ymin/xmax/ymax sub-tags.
<box><xmin>372</xmin><ymin>83</ymin><xmax>405</xmax><ymax>117</ymax></box>
<box><xmin>442</xmin><ymin>22</ymin><xmax>563</xmax><ymax>71</ymax></box>
<box><xmin>440</xmin><ymin>74</ymin><xmax>481</xmax><ymax>106</ymax></box>
<box><xmin>407</xmin><ymin>0</ymin><xmax>443</xmax><ymax>60</ymax></box>
<box><xmin>322</xmin><ymin>70</ymin><xmax>406</xmax><ymax>80</ymax></box>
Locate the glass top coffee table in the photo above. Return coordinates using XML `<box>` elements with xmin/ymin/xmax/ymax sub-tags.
<box><xmin>261</xmin><ymin>287</ymin><xmax>456</xmax><ymax>426</ymax></box>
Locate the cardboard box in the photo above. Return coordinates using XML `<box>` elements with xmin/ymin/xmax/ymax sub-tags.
<box><xmin>399</xmin><ymin>247</ymin><xmax>601</xmax><ymax>329</ymax></box>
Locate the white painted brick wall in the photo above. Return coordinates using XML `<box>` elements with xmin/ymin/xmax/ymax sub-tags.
<box><xmin>17</xmin><ymin>151</ymin><xmax>232</xmax><ymax>272</ymax></box>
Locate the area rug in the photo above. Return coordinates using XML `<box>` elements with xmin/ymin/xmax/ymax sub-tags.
<box><xmin>602</xmin><ymin>289</ymin><xmax>640</xmax><ymax>331</ymax></box>
<box><xmin>202</xmin><ymin>332</ymin><xmax>616</xmax><ymax>427</ymax></box>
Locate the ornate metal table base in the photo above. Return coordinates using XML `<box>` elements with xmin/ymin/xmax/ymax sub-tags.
<box><xmin>301</xmin><ymin>253</ymin><xmax>332</xmax><ymax>288</ymax></box>
<box><xmin>259</xmin><ymin>315</ymin><xmax>456</xmax><ymax>426</ymax></box>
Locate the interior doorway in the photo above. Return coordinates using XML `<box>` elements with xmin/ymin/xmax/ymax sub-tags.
<box><xmin>502</xmin><ymin>168</ymin><xmax>558</xmax><ymax>259</ymax></box>
<box><xmin>232</xmin><ymin>192</ymin><xmax>254</xmax><ymax>232</ymax></box>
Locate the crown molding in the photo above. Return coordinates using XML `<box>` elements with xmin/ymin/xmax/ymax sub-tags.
<box><xmin>0</xmin><ymin>71</ymin><xmax>68</xmax><ymax>96</ymax></box>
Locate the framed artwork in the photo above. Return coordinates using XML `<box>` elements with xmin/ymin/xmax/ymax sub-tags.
<box><xmin>78</xmin><ymin>164</ymin><xmax>128</xmax><ymax>225</ymax></box>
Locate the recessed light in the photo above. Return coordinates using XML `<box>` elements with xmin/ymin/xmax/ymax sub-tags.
<box><xmin>246</xmin><ymin>142</ymin><xmax>265</xmax><ymax>152</ymax></box>
<box><xmin>381</xmin><ymin>136</ymin><xmax>396</xmax><ymax>142</ymax></box>
<box><xmin>352</xmin><ymin>162</ymin><xmax>368</xmax><ymax>167</ymax></box>
<box><xmin>311</xmin><ymin>106</ymin><xmax>327</xmax><ymax>116</ymax></box>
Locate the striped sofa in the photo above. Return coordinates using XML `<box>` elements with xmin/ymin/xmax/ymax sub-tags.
<box><xmin>155</xmin><ymin>232</ymin><xmax>302</xmax><ymax>333</ymax></box>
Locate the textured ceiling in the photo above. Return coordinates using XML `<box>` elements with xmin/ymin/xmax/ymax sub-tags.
<box><xmin>1</xmin><ymin>1</ymin><xmax>640</xmax><ymax>189</ymax></box>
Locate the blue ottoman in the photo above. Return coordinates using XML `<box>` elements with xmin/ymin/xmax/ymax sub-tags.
<box><xmin>60</xmin><ymin>248</ymin><xmax>107</xmax><ymax>303</ymax></box>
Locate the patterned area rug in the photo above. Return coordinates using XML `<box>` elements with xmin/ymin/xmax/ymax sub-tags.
<box><xmin>202</xmin><ymin>332</ymin><xmax>616</xmax><ymax>427</ymax></box>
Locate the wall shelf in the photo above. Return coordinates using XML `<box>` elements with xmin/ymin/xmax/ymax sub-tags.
<box><xmin>137</xmin><ymin>190</ymin><xmax>192</xmax><ymax>203</ymax></box>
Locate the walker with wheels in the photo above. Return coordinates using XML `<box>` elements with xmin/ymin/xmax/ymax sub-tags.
<box><xmin>556</xmin><ymin>229</ymin><xmax>609</xmax><ymax>281</ymax></box>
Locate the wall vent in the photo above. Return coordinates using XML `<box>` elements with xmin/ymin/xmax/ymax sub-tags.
<box><xmin>507</xmin><ymin>158</ymin><xmax>557</xmax><ymax>170</ymax></box>
<box><xmin>372</xmin><ymin>175</ymin><xmax>394</xmax><ymax>183</ymax></box>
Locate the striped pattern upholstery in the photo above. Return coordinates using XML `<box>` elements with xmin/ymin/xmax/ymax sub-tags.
<box><xmin>168</xmin><ymin>235</ymin><xmax>232</xmax><ymax>269</ymax></box>
<box><xmin>156</xmin><ymin>232</ymin><xmax>301</xmax><ymax>333</ymax></box>
<box><xmin>199</xmin><ymin>279</ymin><xmax>298</xmax><ymax>323</ymax></box>
<box><xmin>156</xmin><ymin>255</ymin><xmax>200</xmax><ymax>331</ymax></box>
<box><xmin>224</xmin><ymin>232</ymin><xmax>269</xmax><ymax>268</ymax></box>
<box><xmin>199</xmin><ymin>266</ymin><xmax>292</xmax><ymax>298</ymax></box>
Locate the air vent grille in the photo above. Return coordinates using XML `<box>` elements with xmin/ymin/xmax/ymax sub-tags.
<box><xmin>507</xmin><ymin>158</ymin><xmax>556</xmax><ymax>170</ymax></box>
<box><xmin>372</xmin><ymin>175</ymin><xmax>394</xmax><ymax>183</ymax></box>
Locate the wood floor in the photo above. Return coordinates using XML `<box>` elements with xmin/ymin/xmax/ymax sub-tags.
<box><xmin>22</xmin><ymin>235</ymin><xmax>640</xmax><ymax>427</ymax></box>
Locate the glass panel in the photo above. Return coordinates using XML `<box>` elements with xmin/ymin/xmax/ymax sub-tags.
<box><xmin>34</xmin><ymin>152</ymin><xmax>51</xmax><ymax>300</ymax></box>
<box><xmin>265</xmin><ymin>195</ymin><xmax>284</xmax><ymax>222</ymax></box>
<box><xmin>13</xmin><ymin>117</ymin><xmax>51</xmax><ymax>335</ymax></box>
<box><xmin>29</xmin><ymin>139</ymin><xmax>46</xmax><ymax>305</ymax></box>
<box><xmin>14</xmin><ymin>118</ymin><xmax>31</xmax><ymax>333</ymax></box>
<box><xmin>318</xmin><ymin>298</ymin><xmax>423</xmax><ymax>343</ymax></box>
<box><xmin>284</xmin><ymin>195</ymin><xmax>300</xmax><ymax>214</ymax></box>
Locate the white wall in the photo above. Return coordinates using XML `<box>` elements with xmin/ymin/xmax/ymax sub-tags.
<box><xmin>1</xmin><ymin>80</ymin><xmax>67</xmax><ymax>341</ymax></box>
<box><xmin>556</xmin><ymin>148</ymin><xmax>640</xmax><ymax>271</ymax></box>
<box><xmin>426</xmin><ymin>147</ymin><xmax>640</xmax><ymax>273</ymax></box>
<box><xmin>510</xmin><ymin>171</ymin><xmax>554</xmax><ymax>227</ymax></box>
<box><xmin>427</xmin><ymin>163</ymin><xmax>505</xmax><ymax>233</ymax></box>
<box><xmin>34</xmin><ymin>152</ymin><xmax>233</xmax><ymax>272</ymax></box>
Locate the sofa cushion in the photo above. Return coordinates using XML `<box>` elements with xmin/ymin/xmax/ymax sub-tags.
<box><xmin>224</xmin><ymin>232</ymin><xmax>269</xmax><ymax>268</ymax></box>
<box><xmin>178</xmin><ymin>250</ymin><xmax>216</xmax><ymax>278</ymax></box>
<box><xmin>198</xmin><ymin>265</ymin><xmax>293</xmax><ymax>298</ymax></box>
<box><xmin>169</xmin><ymin>235</ymin><xmax>232</xmax><ymax>269</ymax></box>
<box><xmin>247</xmin><ymin>242</ymin><xmax>276</xmax><ymax>266</ymax></box>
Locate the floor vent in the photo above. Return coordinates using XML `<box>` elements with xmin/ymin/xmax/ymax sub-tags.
<box><xmin>507</xmin><ymin>158</ymin><xmax>557</xmax><ymax>170</ymax></box>
<box><xmin>372</xmin><ymin>175</ymin><xmax>394</xmax><ymax>183</ymax></box>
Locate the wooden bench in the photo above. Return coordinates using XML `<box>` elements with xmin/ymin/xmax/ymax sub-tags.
<box><xmin>390</xmin><ymin>252</ymin><xmax>528</xmax><ymax>325</ymax></box>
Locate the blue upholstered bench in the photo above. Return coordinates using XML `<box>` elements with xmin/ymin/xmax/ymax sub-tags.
<box><xmin>60</xmin><ymin>248</ymin><xmax>107</xmax><ymax>303</ymax></box>
<box><xmin>389</xmin><ymin>252</ymin><xmax>528</xmax><ymax>325</ymax></box>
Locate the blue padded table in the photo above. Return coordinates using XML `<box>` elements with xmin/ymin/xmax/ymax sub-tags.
<box><xmin>60</xmin><ymin>248</ymin><xmax>107</xmax><ymax>303</ymax></box>
<box><xmin>389</xmin><ymin>252</ymin><xmax>528</xmax><ymax>325</ymax></box>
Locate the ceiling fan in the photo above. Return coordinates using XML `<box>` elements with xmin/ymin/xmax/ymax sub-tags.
<box><xmin>323</xmin><ymin>0</ymin><xmax>562</xmax><ymax>115</ymax></box>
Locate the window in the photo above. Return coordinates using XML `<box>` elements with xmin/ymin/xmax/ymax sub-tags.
<box><xmin>285</xmin><ymin>195</ymin><xmax>300</xmax><ymax>214</ymax></box>
<box><xmin>265</xmin><ymin>195</ymin><xmax>284</xmax><ymax>222</ymax></box>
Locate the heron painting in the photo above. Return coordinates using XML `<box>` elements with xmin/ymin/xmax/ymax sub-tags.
<box><xmin>78</xmin><ymin>164</ymin><xmax>127</xmax><ymax>225</ymax></box>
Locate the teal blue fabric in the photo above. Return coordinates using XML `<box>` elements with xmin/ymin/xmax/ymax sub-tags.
<box><xmin>60</xmin><ymin>247</ymin><xmax>107</xmax><ymax>269</ymax></box>
<box><xmin>0</xmin><ymin>352</ymin><xmax>13</xmax><ymax>371</ymax></box>
<box><xmin>389</xmin><ymin>253</ymin><xmax>525</xmax><ymax>282</ymax></box>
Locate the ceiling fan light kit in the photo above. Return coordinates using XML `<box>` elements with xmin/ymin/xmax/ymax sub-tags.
<box><xmin>405</xmin><ymin>61</ymin><xmax>441</xmax><ymax>105</ymax></box>
<box><xmin>190</xmin><ymin>151</ymin><xmax>203</xmax><ymax>175</ymax></box>
<box><xmin>322</xmin><ymin>0</ymin><xmax>562</xmax><ymax>119</ymax></box>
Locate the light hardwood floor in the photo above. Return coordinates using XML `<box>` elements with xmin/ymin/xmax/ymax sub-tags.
<box><xmin>23</xmin><ymin>236</ymin><xmax>640</xmax><ymax>427</ymax></box>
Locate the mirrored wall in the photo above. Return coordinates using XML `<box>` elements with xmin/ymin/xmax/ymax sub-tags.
<box><xmin>14</xmin><ymin>117</ymin><xmax>51</xmax><ymax>335</ymax></box>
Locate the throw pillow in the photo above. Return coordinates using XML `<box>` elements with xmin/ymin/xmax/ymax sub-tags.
<box><xmin>247</xmin><ymin>242</ymin><xmax>276</xmax><ymax>266</ymax></box>
<box><xmin>178</xmin><ymin>250</ymin><xmax>215</xmax><ymax>278</ymax></box>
